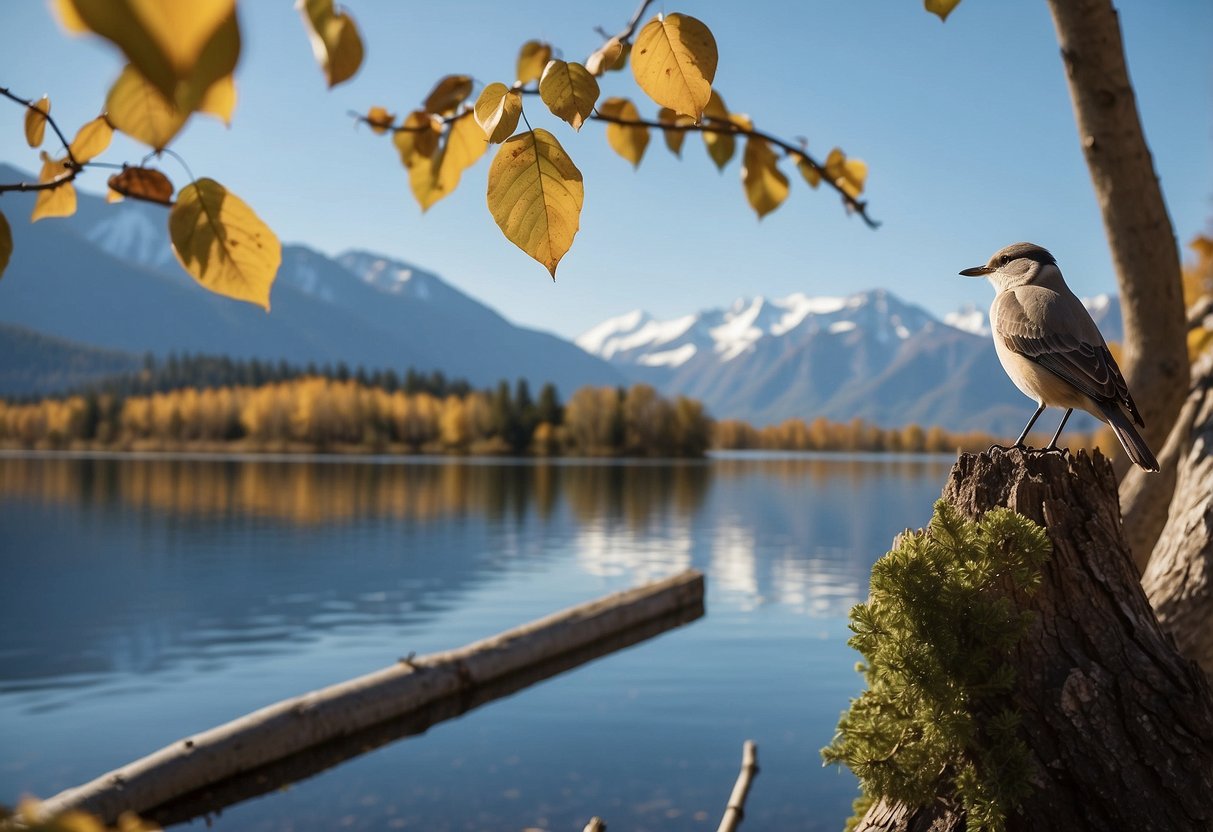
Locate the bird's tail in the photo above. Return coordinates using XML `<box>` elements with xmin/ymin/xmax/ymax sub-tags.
<box><xmin>1100</xmin><ymin>403</ymin><xmax>1160</xmax><ymax>472</ymax></box>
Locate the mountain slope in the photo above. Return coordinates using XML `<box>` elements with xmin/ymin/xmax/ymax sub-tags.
<box><xmin>0</xmin><ymin>164</ymin><xmax>623</xmax><ymax>394</ymax></box>
<box><xmin>0</xmin><ymin>324</ymin><xmax>142</xmax><ymax>396</ymax></box>
<box><xmin>578</xmin><ymin>289</ymin><xmax>1118</xmax><ymax>434</ymax></box>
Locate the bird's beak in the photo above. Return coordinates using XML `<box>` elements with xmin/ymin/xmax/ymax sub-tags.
<box><xmin>959</xmin><ymin>265</ymin><xmax>994</xmax><ymax>277</ymax></box>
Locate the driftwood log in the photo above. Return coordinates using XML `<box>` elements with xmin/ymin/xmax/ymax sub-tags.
<box><xmin>36</xmin><ymin>570</ymin><xmax>705</xmax><ymax>825</ymax></box>
<box><xmin>716</xmin><ymin>740</ymin><xmax>759</xmax><ymax>832</ymax></box>
<box><xmin>854</xmin><ymin>449</ymin><xmax>1213</xmax><ymax>832</ymax></box>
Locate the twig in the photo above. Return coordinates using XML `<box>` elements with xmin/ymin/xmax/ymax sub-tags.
<box><xmin>0</xmin><ymin>85</ymin><xmax>83</xmax><ymax>194</ymax></box>
<box><xmin>583</xmin><ymin>817</ymin><xmax>607</xmax><ymax>832</ymax></box>
<box><xmin>716</xmin><ymin>740</ymin><xmax>759</xmax><ymax>832</ymax></box>
<box><xmin>588</xmin><ymin>111</ymin><xmax>880</xmax><ymax>228</ymax></box>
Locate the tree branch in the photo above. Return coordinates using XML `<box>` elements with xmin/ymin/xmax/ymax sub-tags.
<box><xmin>0</xmin><ymin>85</ymin><xmax>83</xmax><ymax>194</ymax></box>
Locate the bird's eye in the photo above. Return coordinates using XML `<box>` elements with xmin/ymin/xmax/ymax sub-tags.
<box><xmin>999</xmin><ymin>255</ymin><xmax>1010</xmax><ymax>266</ymax></box>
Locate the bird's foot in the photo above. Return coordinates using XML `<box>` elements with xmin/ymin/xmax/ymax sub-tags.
<box><xmin>987</xmin><ymin>442</ymin><xmax>1028</xmax><ymax>454</ymax></box>
<box><xmin>1042</xmin><ymin>444</ymin><xmax>1070</xmax><ymax>458</ymax></box>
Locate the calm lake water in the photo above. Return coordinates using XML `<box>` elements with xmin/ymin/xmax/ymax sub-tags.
<box><xmin>0</xmin><ymin>452</ymin><xmax>953</xmax><ymax>831</ymax></box>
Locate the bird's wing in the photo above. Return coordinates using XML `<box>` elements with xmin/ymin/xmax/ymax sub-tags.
<box><xmin>993</xmin><ymin>290</ymin><xmax>1144</xmax><ymax>426</ymax></box>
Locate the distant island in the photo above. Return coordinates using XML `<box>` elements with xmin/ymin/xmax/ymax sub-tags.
<box><xmin>0</xmin><ymin>354</ymin><xmax>1115</xmax><ymax>458</ymax></box>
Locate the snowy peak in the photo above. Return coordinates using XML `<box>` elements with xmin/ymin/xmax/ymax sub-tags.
<box><xmin>579</xmin><ymin>288</ymin><xmax>940</xmax><ymax>370</ymax></box>
<box><xmin>337</xmin><ymin>250</ymin><xmax>445</xmax><ymax>302</ymax></box>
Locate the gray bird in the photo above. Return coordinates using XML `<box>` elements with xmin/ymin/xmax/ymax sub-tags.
<box><xmin>959</xmin><ymin>242</ymin><xmax>1159</xmax><ymax>472</ymax></box>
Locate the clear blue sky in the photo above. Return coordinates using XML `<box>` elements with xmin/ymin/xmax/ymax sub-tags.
<box><xmin>1</xmin><ymin>1</ymin><xmax>1210</xmax><ymax>339</ymax></box>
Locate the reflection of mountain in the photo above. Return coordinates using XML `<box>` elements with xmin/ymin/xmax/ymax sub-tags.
<box><xmin>0</xmin><ymin>455</ymin><xmax>948</xmax><ymax>699</ymax></box>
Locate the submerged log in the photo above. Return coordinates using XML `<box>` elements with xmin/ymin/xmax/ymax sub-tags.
<box><xmin>36</xmin><ymin>570</ymin><xmax>705</xmax><ymax>825</ymax></box>
<box><xmin>854</xmin><ymin>449</ymin><xmax>1213</xmax><ymax>832</ymax></box>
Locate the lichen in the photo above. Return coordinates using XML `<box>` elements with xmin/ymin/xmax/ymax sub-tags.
<box><xmin>822</xmin><ymin>499</ymin><xmax>1050</xmax><ymax>832</ymax></box>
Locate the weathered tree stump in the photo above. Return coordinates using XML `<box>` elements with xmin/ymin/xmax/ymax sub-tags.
<box><xmin>854</xmin><ymin>448</ymin><xmax>1213</xmax><ymax>832</ymax></box>
<box><xmin>1143</xmin><ymin>352</ymin><xmax>1213</xmax><ymax>677</ymax></box>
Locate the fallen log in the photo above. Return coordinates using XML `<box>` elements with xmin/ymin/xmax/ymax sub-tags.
<box><xmin>35</xmin><ymin>570</ymin><xmax>706</xmax><ymax>825</ymax></box>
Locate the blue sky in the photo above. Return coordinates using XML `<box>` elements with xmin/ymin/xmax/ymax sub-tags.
<box><xmin>1</xmin><ymin>1</ymin><xmax>1210</xmax><ymax>339</ymax></box>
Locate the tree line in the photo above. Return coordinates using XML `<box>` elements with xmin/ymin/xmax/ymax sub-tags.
<box><xmin>1</xmin><ymin>363</ymin><xmax>1119</xmax><ymax>459</ymax></box>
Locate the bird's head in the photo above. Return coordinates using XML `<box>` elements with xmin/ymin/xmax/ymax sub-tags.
<box><xmin>959</xmin><ymin>242</ymin><xmax>1059</xmax><ymax>291</ymax></box>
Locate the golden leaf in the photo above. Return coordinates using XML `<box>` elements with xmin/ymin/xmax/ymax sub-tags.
<box><xmin>0</xmin><ymin>210</ymin><xmax>11</xmax><ymax>281</ymax></box>
<box><xmin>516</xmin><ymin>40</ymin><xmax>552</xmax><ymax>85</ymax></box>
<box><xmin>656</xmin><ymin>106</ymin><xmax>692</xmax><ymax>156</ymax></box>
<box><xmin>169</xmin><ymin>178</ymin><xmax>281</xmax><ymax>309</ymax></box>
<box><xmin>108</xmin><ymin>166</ymin><xmax>174</xmax><ymax>205</ymax></box>
<box><xmin>741</xmin><ymin>137</ymin><xmax>789</xmax><ymax>219</ymax></box>
<box><xmin>393</xmin><ymin>110</ymin><xmax>441</xmax><ymax>169</ymax></box>
<box><xmin>198</xmin><ymin>74</ymin><xmax>237</xmax><ymax>123</ymax></box>
<box><xmin>67</xmin><ymin>0</ymin><xmax>238</xmax><ymax>111</ymax></box>
<box><xmin>424</xmin><ymin>75</ymin><xmax>473</xmax><ymax>116</ymax></box>
<box><xmin>68</xmin><ymin>116</ymin><xmax>113</xmax><ymax>162</ymax></box>
<box><xmin>538</xmin><ymin>60</ymin><xmax>599</xmax><ymax>132</ymax></box>
<box><xmin>486</xmin><ymin>128</ymin><xmax>583</xmax><ymax>277</ymax></box>
<box><xmin>924</xmin><ymin>0</ymin><xmax>964</xmax><ymax>21</ymax></box>
<box><xmin>366</xmin><ymin>105</ymin><xmax>396</xmax><ymax>135</ymax></box>
<box><xmin>474</xmin><ymin>83</ymin><xmax>522</xmax><ymax>144</ymax></box>
<box><xmin>597</xmin><ymin>97</ymin><xmax>648</xmax><ymax>167</ymax></box>
<box><xmin>407</xmin><ymin>114</ymin><xmax>488</xmax><ymax>211</ymax></box>
<box><xmin>31</xmin><ymin>153</ymin><xmax>77</xmax><ymax>222</ymax></box>
<box><xmin>24</xmin><ymin>96</ymin><xmax>50</xmax><ymax>147</ymax></box>
<box><xmin>51</xmin><ymin>0</ymin><xmax>87</xmax><ymax>32</ymax></box>
<box><xmin>107</xmin><ymin>188</ymin><xmax>124</xmax><ymax>203</ymax></box>
<box><xmin>585</xmin><ymin>37</ymin><xmax>623</xmax><ymax>76</ymax></box>
<box><xmin>105</xmin><ymin>64</ymin><xmax>189</xmax><ymax>150</ymax></box>
<box><xmin>631</xmin><ymin>13</ymin><xmax>717</xmax><ymax>120</ymax></box>
<box><xmin>702</xmin><ymin>90</ymin><xmax>734</xmax><ymax>170</ymax></box>
<box><xmin>298</xmin><ymin>0</ymin><xmax>364</xmax><ymax>88</ymax></box>
<box><xmin>825</xmin><ymin>148</ymin><xmax>867</xmax><ymax>198</ymax></box>
<box><xmin>795</xmin><ymin>154</ymin><xmax>821</xmax><ymax>188</ymax></box>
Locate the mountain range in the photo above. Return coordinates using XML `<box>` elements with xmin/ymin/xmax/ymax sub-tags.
<box><xmin>0</xmin><ymin>163</ymin><xmax>623</xmax><ymax>395</ymax></box>
<box><xmin>0</xmin><ymin>163</ymin><xmax>1124</xmax><ymax>434</ymax></box>
<box><xmin>576</xmin><ymin>289</ymin><xmax>1121</xmax><ymax>434</ymax></box>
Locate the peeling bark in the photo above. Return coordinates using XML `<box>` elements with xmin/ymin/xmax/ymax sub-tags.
<box><xmin>854</xmin><ymin>449</ymin><xmax>1213</xmax><ymax>832</ymax></box>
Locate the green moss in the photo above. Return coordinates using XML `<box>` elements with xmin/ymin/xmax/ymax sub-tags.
<box><xmin>822</xmin><ymin>500</ymin><xmax>1050</xmax><ymax>832</ymax></box>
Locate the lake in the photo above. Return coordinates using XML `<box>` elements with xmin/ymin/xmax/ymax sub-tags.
<box><xmin>0</xmin><ymin>452</ymin><xmax>954</xmax><ymax>831</ymax></box>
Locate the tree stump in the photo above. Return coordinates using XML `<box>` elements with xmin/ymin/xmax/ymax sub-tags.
<box><xmin>854</xmin><ymin>448</ymin><xmax>1213</xmax><ymax>832</ymax></box>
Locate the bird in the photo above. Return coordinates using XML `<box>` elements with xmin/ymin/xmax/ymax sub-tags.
<box><xmin>959</xmin><ymin>242</ymin><xmax>1159</xmax><ymax>472</ymax></box>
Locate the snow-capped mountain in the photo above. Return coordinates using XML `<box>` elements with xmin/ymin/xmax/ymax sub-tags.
<box><xmin>578</xmin><ymin>288</ymin><xmax>1118</xmax><ymax>433</ymax></box>
<box><xmin>0</xmin><ymin>163</ymin><xmax>622</xmax><ymax>395</ymax></box>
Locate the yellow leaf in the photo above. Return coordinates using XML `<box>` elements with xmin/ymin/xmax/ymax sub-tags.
<box><xmin>516</xmin><ymin>40</ymin><xmax>553</xmax><ymax>85</ymax></box>
<box><xmin>597</xmin><ymin>97</ymin><xmax>649</xmax><ymax>167</ymax></box>
<box><xmin>198</xmin><ymin>74</ymin><xmax>237</xmax><ymax>123</ymax></box>
<box><xmin>631</xmin><ymin>13</ymin><xmax>717</xmax><ymax>120</ymax></box>
<box><xmin>298</xmin><ymin>0</ymin><xmax>364</xmax><ymax>88</ymax></box>
<box><xmin>741</xmin><ymin>137</ymin><xmax>789</xmax><ymax>219</ymax></box>
<box><xmin>486</xmin><ymin>128</ymin><xmax>583</xmax><ymax>277</ymax></box>
<box><xmin>31</xmin><ymin>153</ymin><xmax>77</xmax><ymax>222</ymax></box>
<box><xmin>728</xmin><ymin>112</ymin><xmax>753</xmax><ymax>131</ymax></box>
<box><xmin>539</xmin><ymin>60</ymin><xmax>599</xmax><ymax>132</ymax></box>
<box><xmin>407</xmin><ymin>114</ymin><xmax>488</xmax><ymax>211</ymax></box>
<box><xmin>393</xmin><ymin>110</ymin><xmax>441</xmax><ymax>169</ymax></box>
<box><xmin>795</xmin><ymin>154</ymin><xmax>821</xmax><ymax>188</ymax></box>
<box><xmin>424</xmin><ymin>75</ymin><xmax>473</xmax><ymax>116</ymax></box>
<box><xmin>474</xmin><ymin>83</ymin><xmax>522</xmax><ymax>144</ymax></box>
<box><xmin>67</xmin><ymin>0</ymin><xmax>237</xmax><ymax>110</ymax></box>
<box><xmin>25</xmin><ymin>96</ymin><xmax>50</xmax><ymax>147</ymax></box>
<box><xmin>51</xmin><ymin>0</ymin><xmax>87</xmax><ymax>32</ymax></box>
<box><xmin>366</xmin><ymin>105</ymin><xmax>396</xmax><ymax>135</ymax></box>
<box><xmin>0</xmin><ymin>210</ymin><xmax>11</xmax><ymax>281</ymax></box>
<box><xmin>924</xmin><ymin>0</ymin><xmax>964</xmax><ymax>21</ymax></box>
<box><xmin>105</xmin><ymin>64</ymin><xmax>189</xmax><ymax>150</ymax></box>
<box><xmin>108</xmin><ymin>166</ymin><xmax>174</xmax><ymax>205</ymax></box>
<box><xmin>435</xmin><ymin>112</ymin><xmax>489</xmax><ymax>194</ymax></box>
<box><xmin>585</xmin><ymin>37</ymin><xmax>623</xmax><ymax>76</ymax></box>
<box><xmin>825</xmin><ymin>148</ymin><xmax>867</xmax><ymax>198</ymax></box>
<box><xmin>68</xmin><ymin>116</ymin><xmax>113</xmax><ymax>162</ymax></box>
<box><xmin>656</xmin><ymin>107</ymin><xmax>691</xmax><ymax>156</ymax></box>
<box><xmin>169</xmin><ymin>178</ymin><xmax>281</xmax><ymax>310</ymax></box>
<box><xmin>702</xmin><ymin>90</ymin><xmax>734</xmax><ymax>170</ymax></box>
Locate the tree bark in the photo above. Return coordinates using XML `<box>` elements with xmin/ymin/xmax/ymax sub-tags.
<box><xmin>1044</xmin><ymin>0</ymin><xmax>1190</xmax><ymax>455</ymax></box>
<box><xmin>1143</xmin><ymin>352</ymin><xmax>1213</xmax><ymax>676</ymax></box>
<box><xmin>854</xmin><ymin>449</ymin><xmax>1213</xmax><ymax>832</ymax></box>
